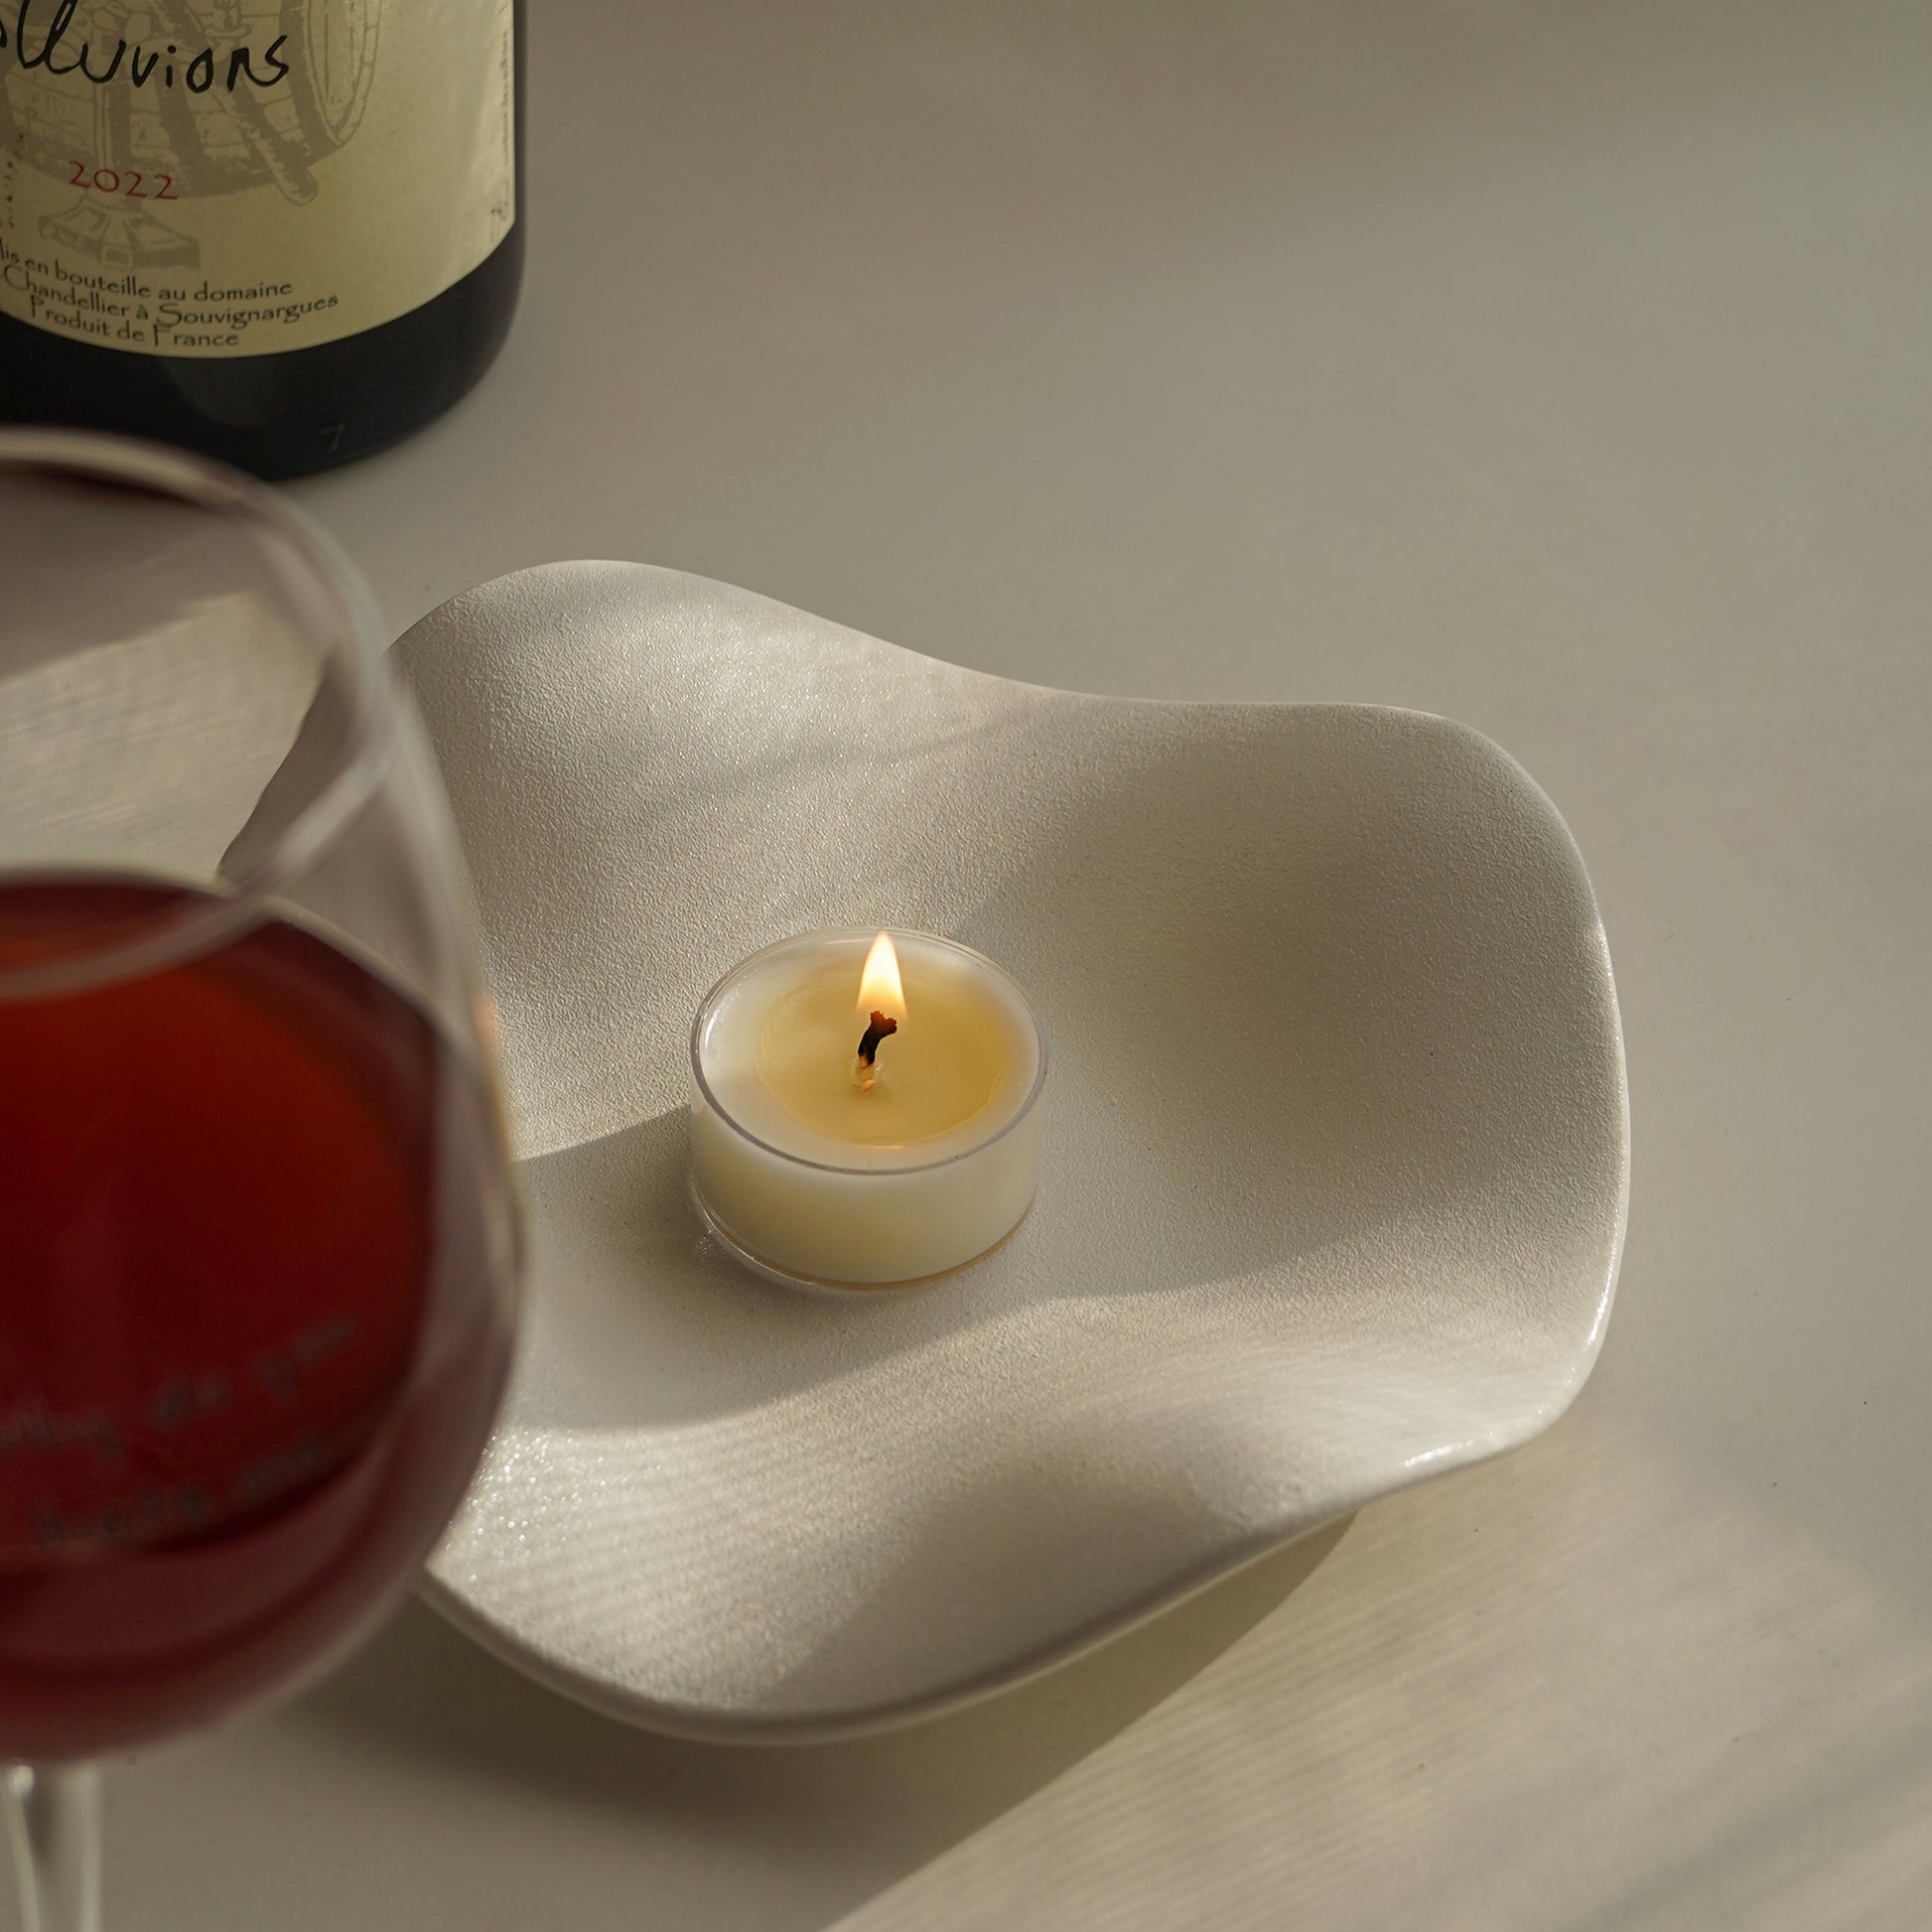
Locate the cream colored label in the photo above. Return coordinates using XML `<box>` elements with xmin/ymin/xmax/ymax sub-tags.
<box><xmin>0</xmin><ymin>1</ymin><xmax>514</xmax><ymax>355</ymax></box>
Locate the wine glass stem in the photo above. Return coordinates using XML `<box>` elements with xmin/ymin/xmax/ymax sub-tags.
<box><xmin>5</xmin><ymin>1765</ymin><xmax>101</xmax><ymax>1932</ymax></box>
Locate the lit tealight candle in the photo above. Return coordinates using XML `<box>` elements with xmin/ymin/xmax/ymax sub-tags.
<box><xmin>689</xmin><ymin>929</ymin><xmax>1047</xmax><ymax>1290</ymax></box>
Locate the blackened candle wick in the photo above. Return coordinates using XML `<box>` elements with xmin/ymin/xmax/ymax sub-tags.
<box><xmin>857</xmin><ymin>1009</ymin><xmax>898</xmax><ymax>1067</ymax></box>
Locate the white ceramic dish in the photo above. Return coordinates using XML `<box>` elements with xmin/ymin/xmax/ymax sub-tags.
<box><xmin>404</xmin><ymin>562</ymin><xmax>1628</xmax><ymax>1741</ymax></box>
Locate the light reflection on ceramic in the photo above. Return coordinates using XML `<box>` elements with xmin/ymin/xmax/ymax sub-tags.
<box><xmin>403</xmin><ymin>563</ymin><xmax>1628</xmax><ymax>1740</ymax></box>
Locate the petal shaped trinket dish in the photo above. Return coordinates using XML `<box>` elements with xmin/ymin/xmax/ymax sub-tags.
<box><xmin>402</xmin><ymin>562</ymin><xmax>1628</xmax><ymax>1741</ymax></box>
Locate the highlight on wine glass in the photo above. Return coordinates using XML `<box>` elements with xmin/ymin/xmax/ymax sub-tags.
<box><xmin>0</xmin><ymin>430</ymin><xmax>523</xmax><ymax>1931</ymax></box>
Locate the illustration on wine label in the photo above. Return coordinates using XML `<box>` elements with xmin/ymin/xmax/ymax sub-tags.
<box><xmin>0</xmin><ymin>1</ymin><xmax>513</xmax><ymax>356</ymax></box>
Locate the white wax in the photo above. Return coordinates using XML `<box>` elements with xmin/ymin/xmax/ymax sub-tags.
<box><xmin>689</xmin><ymin>929</ymin><xmax>1046</xmax><ymax>1288</ymax></box>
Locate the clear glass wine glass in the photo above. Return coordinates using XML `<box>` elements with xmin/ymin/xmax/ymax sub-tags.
<box><xmin>0</xmin><ymin>430</ymin><xmax>523</xmax><ymax>1930</ymax></box>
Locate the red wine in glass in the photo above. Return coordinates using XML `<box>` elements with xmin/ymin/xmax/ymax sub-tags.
<box><xmin>0</xmin><ymin>878</ymin><xmax>517</xmax><ymax>1761</ymax></box>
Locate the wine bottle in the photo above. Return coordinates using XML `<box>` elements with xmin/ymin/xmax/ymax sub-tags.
<box><xmin>0</xmin><ymin>1</ymin><xmax>524</xmax><ymax>478</ymax></box>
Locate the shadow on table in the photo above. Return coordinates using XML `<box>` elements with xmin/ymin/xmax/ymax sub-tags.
<box><xmin>294</xmin><ymin>1515</ymin><xmax>1349</xmax><ymax>1923</ymax></box>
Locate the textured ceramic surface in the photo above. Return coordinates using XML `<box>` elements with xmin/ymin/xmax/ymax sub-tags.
<box><xmin>405</xmin><ymin>562</ymin><xmax>1627</xmax><ymax>1739</ymax></box>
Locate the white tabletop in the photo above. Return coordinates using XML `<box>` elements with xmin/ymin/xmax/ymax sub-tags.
<box><xmin>27</xmin><ymin>2</ymin><xmax>1932</xmax><ymax>1926</ymax></box>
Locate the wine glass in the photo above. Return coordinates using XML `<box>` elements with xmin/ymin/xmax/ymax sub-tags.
<box><xmin>0</xmin><ymin>430</ymin><xmax>523</xmax><ymax>1930</ymax></box>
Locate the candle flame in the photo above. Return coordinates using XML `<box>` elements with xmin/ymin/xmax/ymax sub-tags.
<box><xmin>858</xmin><ymin>930</ymin><xmax>904</xmax><ymax>1020</ymax></box>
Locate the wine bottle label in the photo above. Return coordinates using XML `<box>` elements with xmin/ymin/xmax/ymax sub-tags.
<box><xmin>0</xmin><ymin>1</ymin><xmax>515</xmax><ymax>357</ymax></box>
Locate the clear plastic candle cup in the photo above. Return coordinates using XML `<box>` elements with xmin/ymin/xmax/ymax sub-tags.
<box><xmin>689</xmin><ymin>929</ymin><xmax>1047</xmax><ymax>1291</ymax></box>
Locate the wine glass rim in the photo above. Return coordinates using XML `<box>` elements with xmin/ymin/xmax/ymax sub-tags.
<box><xmin>0</xmin><ymin>429</ymin><xmax>393</xmax><ymax>1001</ymax></box>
